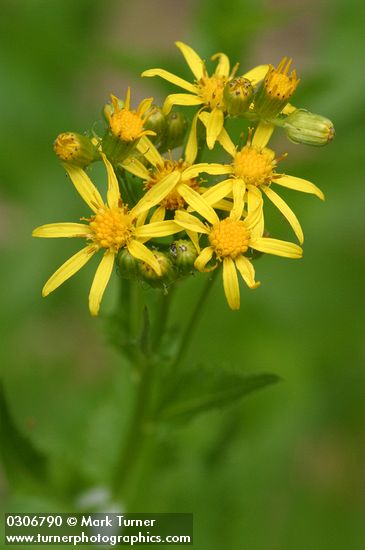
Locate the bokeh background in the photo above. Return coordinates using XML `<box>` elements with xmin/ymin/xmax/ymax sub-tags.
<box><xmin>1</xmin><ymin>0</ymin><xmax>365</xmax><ymax>548</ymax></box>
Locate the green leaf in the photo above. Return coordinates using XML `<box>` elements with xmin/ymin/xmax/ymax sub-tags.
<box><xmin>156</xmin><ymin>367</ymin><xmax>280</xmax><ymax>422</ymax></box>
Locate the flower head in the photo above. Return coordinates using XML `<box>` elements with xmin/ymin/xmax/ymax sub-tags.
<box><xmin>142</xmin><ymin>41</ymin><xmax>269</xmax><ymax>150</ymax></box>
<box><xmin>53</xmin><ymin>132</ymin><xmax>99</xmax><ymax>167</ymax></box>
<box><xmin>33</xmin><ymin>156</ymin><xmax>180</xmax><ymax>315</ymax></box>
<box><xmin>106</xmin><ymin>88</ymin><xmax>156</xmax><ymax>143</ymax></box>
<box><xmin>174</xmin><ymin>196</ymin><xmax>302</xmax><ymax>310</ymax></box>
<box><xmin>254</xmin><ymin>57</ymin><xmax>300</xmax><ymax>118</ymax></box>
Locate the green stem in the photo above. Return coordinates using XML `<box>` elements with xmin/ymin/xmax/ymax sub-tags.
<box><xmin>112</xmin><ymin>355</ymin><xmax>155</xmax><ymax>502</ymax></box>
<box><xmin>173</xmin><ymin>270</ymin><xmax>218</xmax><ymax>369</ymax></box>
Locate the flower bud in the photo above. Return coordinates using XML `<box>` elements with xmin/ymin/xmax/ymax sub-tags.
<box><xmin>53</xmin><ymin>133</ymin><xmax>100</xmax><ymax>167</ymax></box>
<box><xmin>169</xmin><ymin>240</ymin><xmax>197</xmax><ymax>273</ymax></box>
<box><xmin>283</xmin><ymin>109</ymin><xmax>335</xmax><ymax>146</ymax></box>
<box><xmin>162</xmin><ymin>111</ymin><xmax>187</xmax><ymax>150</ymax></box>
<box><xmin>223</xmin><ymin>77</ymin><xmax>253</xmax><ymax>116</ymax></box>
<box><xmin>139</xmin><ymin>251</ymin><xmax>175</xmax><ymax>287</ymax></box>
<box><xmin>143</xmin><ymin>106</ymin><xmax>167</xmax><ymax>144</ymax></box>
<box><xmin>116</xmin><ymin>249</ymin><xmax>140</xmax><ymax>279</ymax></box>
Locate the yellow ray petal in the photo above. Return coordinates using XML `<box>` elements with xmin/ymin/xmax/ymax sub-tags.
<box><xmin>182</xmin><ymin>162</ymin><xmax>232</xmax><ymax>180</ymax></box>
<box><xmin>121</xmin><ymin>157</ymin><xmax>151</xmax><ymax>180</ymax></box>
<box><xmin>252</xmin><ymin>121</ymin><xmax>275</xmax><ymax>149</ymax></box>
<box><xmin>199</xmin><ymin>111</ymin><xmax>236</xmax><ymax>156</ymax></box>
<box><xmin>132</xmin><ymin>171</ymin><xmax>181</xmax><ymax>217</ymax></box>
<box><xmin>206</xmin><ymin>108</ymin><xmax>224</xmax><ymax>150</ymax></box>
<box><xmin>136</xmin><ymin>136</ymin><xmax>163</xmax><ymax>167</ymax></box>
<box><xmin>235</xmin><ymin>255</ymin><xmax>260</xmax><ymax>289</ymax></box>
<box><xmin>195</xmin><ymin>246</ymin><xmax>215</xmax><ymax>272</ymax></box>
<box><xmin>137</xmin><ymin>97</ymin><xmax>154</xmax><ymax>116</ymax></box>
<box><xmin>150</xmin><ymin>205</ymin><xmax>166</xmax><ymax>222</ymax></box>
<box><xmin>186</xmin><ymin>229</ymin><xmax>200</xmax><ymax>252</ymax></box>
<box><xmin>200</xmin><ymin>178</ymin><xmax>234</xmax><ymax>206</ymax></box>
<box><xmin>250</xmin><ymin>237</ymin><xmax>303</xmax><ymax>258</ymax></box>
<box><xmin>88</xmin><ymin>249</ymin><xmax>115</xmax><ymax>316</ymax></box>
<box><xmin>177</xmin><ymin>183</ymin><xmax>219</xmax><ymax>225</ymax></box>
<box><xmin>32</xmin><ymin>223</ymin><xmax>91</xmax><ymax>238</ymax></box>
<box><xmin>141</xmin><ymin>68</ymin><xmax>196</xmax><ymax>93</ymax></box>
<box><xmin>262</xmin><ymin>186</ymin><xmax>304</xmax><ymax>244</ymax></box>
<box><xmin>184</xmin><ymin>110</ymin><xmax>200</xmax><ymax>165</ymax></box>
<box><xmin>230</xmin><ymin>179</ymin><xmax>246</xmax><ymax>221</ymax></box>
<box><xmin>242</xmin><ymin>64</ymin><xmax>269</xmax><ymax>86</ymax></box>
<box><xmin>211</xmin><ymin>52</ymin><xmax>230</xmax><ymax>77</ymax></box>
<box><xmin>136</xmin><ymin>209</ymin><xmax>149</xmax><ymax>228</ymax></box>
<box><xmin>127</xmin><ymin>240</ymin><xmax>161</xmax><ymax>275</ymax></box>
<box><xmin>42</xmin><ymin>245</ymin><xmax>96</xmax><ymax>297</ymax></box>
<box><xmin>101</xmin><ymin>153</ymin><xmax>120</xmax><ymax>209</ymax></box>
<box><xmin>124</xmin><ymin>87</ymin><xmax>131</xmax><ymax>110</ymax></box>
<box><xmin>213</xmin><ymin>198</ymin><xmax>235</xmax><ymax>212</ymax></box>
<box><xmin>63</xmin><ymin>163</ymin><xmax>104</xmax><ymax>213</ymax></box>
<box><xmin>174</xmin><ymin>210</ymin><xmax>209</xmax><ymax>234</ymax></box>
<box><xmin>274</xmin><ymin>174</ymin><xmax>325</xmax><ymax>200</ymax></box>
<box><xmin>134</xmin><ymin>220</ymin><xmax>181</xmax><ymax>239</ymax></box>
<box><xmin>175</xmin><ymin>41</ymin><xmax>204</xmax><ymax>79</ymax></box>
<box><xmin>162</xmin><ymin>93</ymin><xmax>203</xmax><ymax>115</ymax></box>
<box><xmin>223</xmin><ymin>257</ymin><xmax>240</xmax><ymax>310</ymax></box>
<box><xmin>281</xmin><ymin>103</ymin><xmax>296</xmax><ymax>115</ymax></box>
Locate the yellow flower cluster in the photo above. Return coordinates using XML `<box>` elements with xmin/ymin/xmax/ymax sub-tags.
<box><xmin>33</xmin><ymin>42</ymin><xmax>334</xmax><ymax>314</ymax></box>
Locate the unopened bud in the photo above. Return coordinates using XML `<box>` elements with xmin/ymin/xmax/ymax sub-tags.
<box><xmin>283</xmin><ymin>109</ymin><xmax>335</xmax><ymax>146</ymax></box>
<box><xmin>224</xmin><ymin>77</ymin><xmax>253</xmax><ymax>116</ymax></box>
<box><xmin>162</xmin><ymin>111</ymin><xmax>187</xmax><ymax>150</ymax></box>
<box><xmin>53</xmin><ymin>133</ymin><xmax>100</xmax><ymax>167</ymax></box>
<box><xmin>117</xmin><ymin>249</ymin><xmax>139</xmax><ymax>279</ymax></box>
<box><xmin>144</xmin><ymin>106</ymin><xmax>167</xmax><ymax>144</ymax></box>
<box><xmin>170</xmin><ymin>240</ymin><xmax>197</xmax><ymax>273</ymax></box>
<box><xmin>139</xmin><ymin>251</ymin><xmax>175</xmax><ymax>287</ymax></box>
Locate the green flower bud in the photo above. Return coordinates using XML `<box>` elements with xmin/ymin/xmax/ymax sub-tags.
<box><xmin>143</xmin><ymin>106</ymin><xmax>167</xmax><ymax>144</ymax></box>
<box><xmin>117</xmin><ymin>249</ymin><xmax>139</xmax><ymax>279</ymax></box>
<box><xmin>53</xmin><ymin>132</ymin><xmax>100</xmax><ymax>167</ymax></box>
<box><xmin>283</xmin><ymin>109</ymin><xmax>335</xmax><ymax>146</ymax></box>
<box><xmin>223</xmin><ymin>77</ymin><xmax>253</xmax><ymax>116</ymax></box>
<box><xmin>139</xmin><ymin>251</ymin><xmax>175</xmax><ymax>288</ymax></box>
<box><xmin>163</xmin><ymin>111</ymin><xmax>187</xmax><ymax>149</ymax></box>
<box><xmin>170</xmin><ymin>240</ymin><xmax>197</xmax><ymax>274</ymax></box>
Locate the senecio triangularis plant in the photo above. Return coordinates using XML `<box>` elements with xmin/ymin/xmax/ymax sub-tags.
<box><xmin>33</xmin><ymin>42</ymin><xmax>334</xmax><ymax>315</ymax></box>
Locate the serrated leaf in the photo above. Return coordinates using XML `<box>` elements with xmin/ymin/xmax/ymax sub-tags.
<box><xmin>156</xmin><ymin>368</ymin><xmax>280</xmax><ymax>422</ymax></box>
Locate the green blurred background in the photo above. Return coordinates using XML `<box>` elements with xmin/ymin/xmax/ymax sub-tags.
<box><xmin>1</xmin><ymin>0</ymin><xmax>365</xmax><ymax>548</ymax></box>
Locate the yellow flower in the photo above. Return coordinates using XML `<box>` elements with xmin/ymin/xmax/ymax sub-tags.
<box><xmin>182</xmin><ymin>116</ymin><xmax>325</xmax><ymax>245</ymax></box>
<box><xmin>142</xmin><ymin>41</ymin><xmax>268</xmax><ymax>150</ymax></box>
<box><xmin>33</xmin><ymin>155</ymin><xmax>180</xmax><ymax>315</ymax></box>
<box><xmin>105</xmin><ymin>88</ymin><xmax>156</xmax><ymax>142</ymax></box>
<box><xmin>174</xmin><ymin>198</ymin><xmax>302</xmax><ymax>310</ymax></box>
<box><xmin>254</xmin><ymin>57</ymin><xmax>300</xmax><ymax>118</ymax></box>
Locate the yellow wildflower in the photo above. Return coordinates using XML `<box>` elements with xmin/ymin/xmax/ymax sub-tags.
<box><xmin>105</xmin><ymin>88</ymin><xmax>156</xmax><ymax>142</ymax></box>
<box><xmin>33</xmin><ymin>155</ymin><xmax>180</xmax><ymax>315</ymax></box>
<box><xmin>254</xmin><ymin>57</ymin><xmax>300</xmax><ymax>119</ymax></box>
<box><xmin>142</xmin><ymin>41</ymin><xmax>268</xmax><ymax>150</ymax></box>
<box><xmin>182</xmin><ymin>116</ymin><xmax>325</xmax><ymax>244</ymax></box>
<box><xmin>173</xmin><ymin>195</ymin><xmax>302</xmax><ymax>310</ymax></box>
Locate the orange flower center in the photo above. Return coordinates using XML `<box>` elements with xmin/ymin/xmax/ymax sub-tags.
<box><xmin>89</xmin><ymin>206</ymin><xmax>134</xmax><ymax>251</ymax></box>
<box><xmin>209</xmin><ymin>218</ymin><xmax>250</xmax><ymax>259</ymax></box>
<box><xmin>234</xmin><ymin>145</ymin><xmax>275</xmax><ymax>186</ymax></box>
<box><xmin>109</xmin><ymin>109</ymin><xmax>145</xmax><ymax>141</ymax></box>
